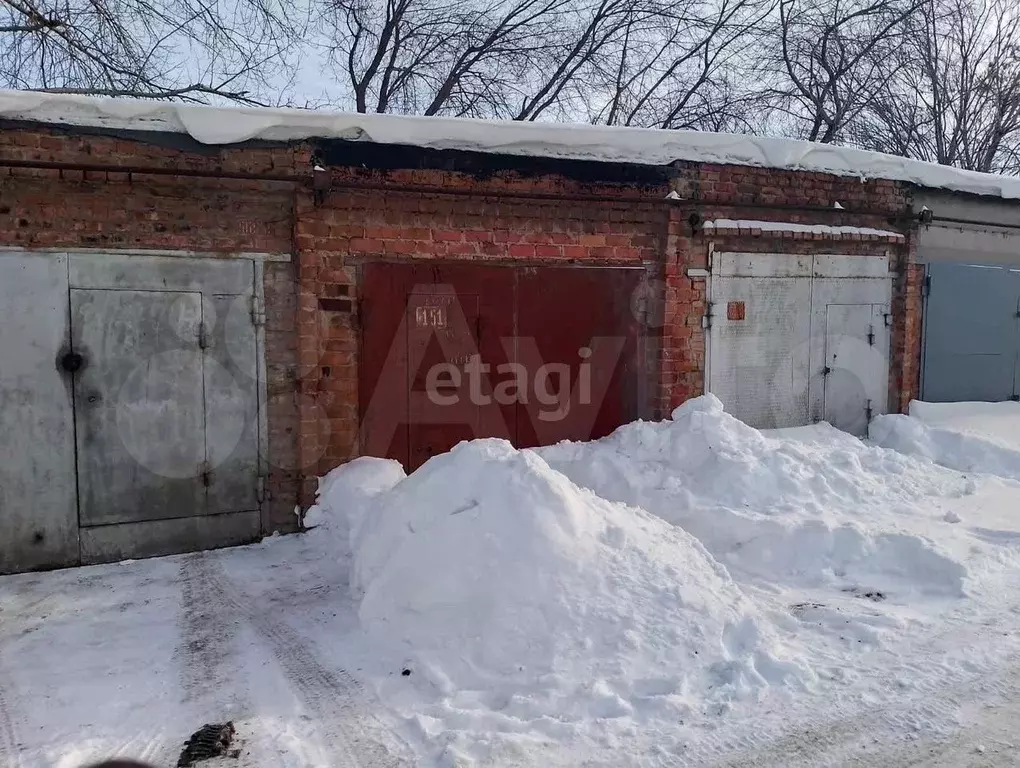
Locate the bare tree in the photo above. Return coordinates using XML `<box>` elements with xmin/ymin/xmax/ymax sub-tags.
<box><xmin>766</xmin><ymin>0</ymin><xmax>920</xmax><ymax>142</ymax></box>
<box><xmin>587</xmin><ymin>0</ymin><xmax>772</xmax><ymax>130</ymax></box>
<box><xmin>854</xmin><ymin>0</ymin><xmax>1020</xmax><ymax>172</ymax></box>
<box><xmin>317</xmin><ymin>0</ymin><xmax>771</xmax><ymax>129</ymax></box>
<box><xmin>0</xmin><ymin>0</ymin><xmax>300</xmax><ymax>104</ymax></box>
<box><xmin>4</xmin><ymin>0</ymin><xmax>1019</xmax><ymax>185</ymax></box>
<box><xmin>320</xmin><ymin>0</ymin><xmax>566</xmax><ymax>116</ymax></box>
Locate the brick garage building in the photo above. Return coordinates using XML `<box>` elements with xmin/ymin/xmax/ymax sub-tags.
<box><xmin>0</xmin><ymin>93</ymin><xmax>1013</xmax><ymax>573</ymax></box>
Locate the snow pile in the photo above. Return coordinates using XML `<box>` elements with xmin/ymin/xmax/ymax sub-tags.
<box><xmin>324</xmin><ymin>438</ymin><xmax>809</xmax><ymax>727</ymax></box>
<box><xmin>870</xmin><ymin>401</ymin><xmax>1020</xmax><ymax>482</ymax></box>
<box><xmin>3</xmin><ymin>89</ymin><xmax>1020</xmax><ymax>200</ymax></box>
<box><xmin>299</xmin><ymin>396</ymin><xmax>1020</xmax><ymax>763</ymax></box>
<box><xmin>303</xmin><ymin>455</ymin><xmax>406</xmax><ymax>558</ymax></box>
<box><xmin>538</xmin><ymin>395</ymin><xmax>969</xmax><ymax>597</ymax></box>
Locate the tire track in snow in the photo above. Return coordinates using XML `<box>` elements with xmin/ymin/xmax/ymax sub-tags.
<box><xmin>195</xmin><ymin>556</ymin><xmax>412</xmax><ymax>767</ymax></box>
<box><xmin>0</xmin><ymin>653</ymin><xmax>22</xmax><ymax>768</ymax></box>
<box><xmin>177</xmin><ymin>554</ymin><xmax>242</xmax><ymax>703</ymax></box>
<box><xmin>164</xmin><ymin>553</ymin><xmax>253</xmax><ymax>768</ymax></box>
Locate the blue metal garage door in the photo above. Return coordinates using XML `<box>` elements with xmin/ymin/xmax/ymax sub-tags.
<box><xmin>922</xmin><ymin>263</ymin><xmax>1020</xmax><ymax>402</ymax></box>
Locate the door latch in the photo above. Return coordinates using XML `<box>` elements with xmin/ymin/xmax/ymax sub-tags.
<box><xmin>60</xmin><ymin>351</ymin><xmax>84</xmax><ymax>373</ymax></box>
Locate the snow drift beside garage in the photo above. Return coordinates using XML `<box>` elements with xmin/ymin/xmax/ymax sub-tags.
<box><xmin>3</xmin><ymin>89</ymin><xmax>1020</xmax><ymax>200</ymax></box>
<box><xmin>302</xmin><ymin>394</ymin><xmax>1012</xmax><ymax>764</ymax></box>
<box><xmin>871</xmin><ymin>401</ymin><xmax>1020</xmax><ymax>481</ymax></box>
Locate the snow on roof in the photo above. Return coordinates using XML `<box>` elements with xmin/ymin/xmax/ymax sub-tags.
<box><xmin>2</xmin><ymin>89</ymin><xmax>1020</xmax><ymax>201</ymax></box>
<box><xmin>703</xmin><ymin>219</ymin><xmax>905</xmax><ymax>240</ymax></box>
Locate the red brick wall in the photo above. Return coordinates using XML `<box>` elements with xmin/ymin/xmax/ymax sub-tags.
<box><xmin>892</xmin><ymin>246</ymin><xmax>925</xmax><ymax>412</ymax></box>
<box><xmin>656</xmin><ymin>163</ymin><xmax>912</xmax><ymax>415</ymax></box>
<box><xmin>262</xmin><ymin>258</ymin><xmax>302</xmax><ymax>532</ymax></box>
<box><xmin>292</xmin><ymin>170</ymin><xmax>671</xmax><ymax>500</ymax></box>
<box><xmin>0</xmin><ymin>124</ymin><xmax>925</xmax><ymax>519</ymax></box>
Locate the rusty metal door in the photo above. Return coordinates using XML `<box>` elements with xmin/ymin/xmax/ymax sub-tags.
<box><xmin>361</xmin><ymin>262</ymin><xmax>515</xmax><ymax>469</ymax></box>
<box><xmin>361</xmin><ymin>262</ymin><xmax>643</xmax><ymax>468</ymax></box>
<box><xmin>515</xmin><ymin>266</ymin><xmax>642</xmax><ymax>448</ymax></box>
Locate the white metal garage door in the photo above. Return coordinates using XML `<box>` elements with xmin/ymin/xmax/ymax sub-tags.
<box><xmin>0</xmin><ymin>251</ymin><xmax>266</xmax><ymax>574</ymax></box>
<box><xmin>707</xmin><ymin>252</ymin><xmax>892</xmax><ymax>434</ymax></box>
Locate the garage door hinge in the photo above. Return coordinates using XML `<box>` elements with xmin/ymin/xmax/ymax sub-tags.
<box><xmin>256</xmin><ymin>475</ymin><xmax>269</xmax><ymax>503</ymax></box>
<box><xmin>922</xmin><ymin>275</ymin><xmax>931</xmax><ymax>297</ymax></box>
<box><xmin>702</xmin><ymin>303</ymin><xmax>713</xmax><ymax>329</ymax></box>
<box><xmin>200</xmin><ymin>461</ymin><xmax>212</xmax><ymax>488</ymax></box>
<box><xmin>198</xmin><ymin>323</ymin><xmax>210</xmax><ymax>350</ymax></box>
<box><xmin>250</xmin><ymin>295</ymin><xmax>266</xmax><ymax>327</ymax></box>
<box><xmin>884</xmin><ymin>313</ymin><xmax>892</xmax><ymax>328</ymax></box>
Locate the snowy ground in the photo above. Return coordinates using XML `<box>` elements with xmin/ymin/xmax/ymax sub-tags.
<box><xmin>6</xmin><ymin>397</ymin><xmax>1020</xmax><ymax>767</ymax></box>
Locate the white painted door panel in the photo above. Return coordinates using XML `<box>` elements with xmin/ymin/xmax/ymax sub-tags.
<box><xmin>0</xmin><ymin>253</ymin><xmax>78</xmax><ymax>573</ymax></box>
<box><xmin>708</xmin><ymin>252</ymin><xmax>892</xmax><ymax>433</ymax></box>
<box><xmin>709</xmin><ymin>275</ymin><xmax>812</xmax><ymax>428</ymax></box>
<box><xmin>822</xmin><ymin>304</ymin><xmax>890</xmax><ymax>435</ymax></box>
<box><xmin>808</xmin><ymin>275</ymin><xmax>892</xmax><ymax>423</ymax></box>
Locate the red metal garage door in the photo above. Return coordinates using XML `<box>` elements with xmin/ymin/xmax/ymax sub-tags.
<box><xmin>360</xmin><ymin>262</ymin><xmax>643</xmax><ymax>470</ymax></box>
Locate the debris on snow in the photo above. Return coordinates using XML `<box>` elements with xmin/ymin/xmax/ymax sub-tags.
<box><xmin>177</xmin><ymin>722</ymin><xmax>237</xmax><ymax>766</ymax></box>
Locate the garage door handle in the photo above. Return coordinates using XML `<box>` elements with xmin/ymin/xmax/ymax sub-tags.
<box><xmin>60</xmin><ymin>351</ymin><xmax>84</xmax><ymax>373</ymax></box>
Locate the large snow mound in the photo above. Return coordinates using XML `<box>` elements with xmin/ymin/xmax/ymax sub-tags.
<box><xmin>338</xmin><ymin>438</ymin><xmax>810</xmax><ymax>718</ymax></box>
<box><xmin>298</xmin><ymin>397</ymin><xmax>1020</xmax><ymax>765</ymax></box>
<box><xmin>870</xmin><ymin>401</ymin><xmax>1020</xmax><ymax>482</ymax></box>
<box><xmin>538</xmin><ymin>395</ymin><xmax>970</xmax><ymax>597</ymax></box>
<box><xmin>2</xmin><ymin>89</ymin><xmax>1019</xmax><ymax>200</ymax></box>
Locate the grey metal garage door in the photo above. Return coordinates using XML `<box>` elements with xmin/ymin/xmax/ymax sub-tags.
<box><xmin>0</xmin><ymin>251</ymin><xmax>265</xmax><ymax>574</ymax></box>
<box><xmin>922</xmin><ymin>263</ymin><xmax>1020</xmax><ymax>402</ymax></box>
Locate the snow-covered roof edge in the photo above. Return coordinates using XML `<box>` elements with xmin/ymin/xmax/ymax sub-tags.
<box><xmin>2</xmin><ymin>90</ymin><xmax>1020</xmax><ymax>201</ymax></box>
